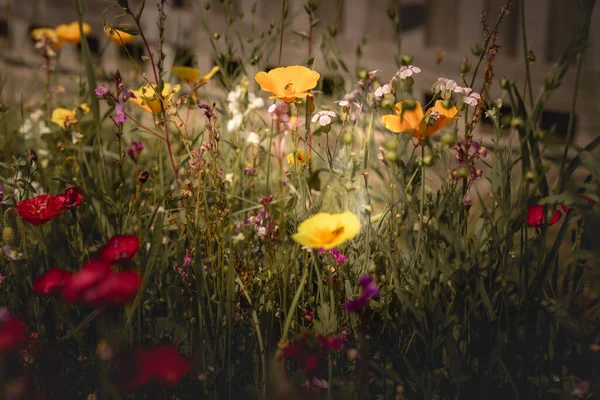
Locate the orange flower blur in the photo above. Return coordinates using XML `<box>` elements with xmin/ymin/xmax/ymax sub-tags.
<box><xmin>104</xmin><ymin>28</ymin><xmax>135</xmax><ymax>46</ymax></box>
<box><xmin>381</xmin><ymin>100</ymin><xmax>458</xmax><ymax>140</ymax></box>
<box><xmin>255</xmin><ymin>66</ymin><xmax>320</xmax><ymax>103</ymax></box>
<box><xmin>55</xmin><ymin>22</ymin><xmax>92</xmax><ymax>45</ymax></box>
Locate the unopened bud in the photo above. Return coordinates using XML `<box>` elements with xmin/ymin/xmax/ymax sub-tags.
<box><xmin>358</xmin><ymin>69</ymin><xmax>368</xmax><ymax>81</ymax></box>
<box><xmin>500</xmin><ymin>77</ymin><xmax>511</xmax><ymax>90</ymax></box>
<box><xmin>471</xmin><ymin>43</ymin><xmax>483</xmax><ymax>56</ymax></box>
<box><xmin>400</xmin><ymin>55</ymin><xmax>413</xmax><ymax>66</ymax></box>
<box><xmin>456</xmin><ymin>166</ymin><xmax>469</xmax><ymax>178</ymax></box>
<box><xmin>384</xmin><ymin>138</ymin><xmax>399</xmax><ymax>151</ymax></box>
<box><xmin>138</xmin><ymin>171</ymin><xmax>149</xmax><ymax>184</ymax></box>
<box><xmin>28</xmin><ymin>149</ymin><xmax>37</xmax><ymax>162</ymax></box>
<box><xmin>384</xmin><ymin>150</ymin><xmax>398</xmax><ymax>162</ymax></box>
<box><xmin>493</xmin><ymin>98</ymin><xmax>503</xmax><ymax>109</ymax></box>
<box><xmin>381</xmin><ymin>97</ymin><xmax>395</xmax><ymax>110</ymax></box>
<box><xmin>204</xmin><ymin>1</ymin><xmax>211</xmax><ymax>10</ymax></box>
<box><xmin>422</xmin><ymin>155</ymin><xmax>433</xmax><ymax>166</ymax></box>
<box><xmin>343</xmin><ymin>132</ymin><xmax>355</xmax><ymax>145</ymax></box>
<box><xmin>510</xmin><ymin>117</ymin><xmax>525</xmax><ymax>129</ymax></box>
<box><xmin>440</xmin><ymin>132</ymin><xmax>457</xmax><ymax>146</ymax></box>
<box><xmin>525</xmin><ymin>171</ymin><xmax>536</xmax><ymax>182</ymax></box>
<box><xmin>460</xmin><ymin>58</ymin><xmax>471</xmax><ymax>74</ymax></box>
<box><xmin>212</xmin><ymin>33</ymin><xmax>220</xmax><ymax>40</ymax></box>
<box><xmin>442</xmin><ymin>98</ymin><xmax>454</xmax><ymax>109</ymax></box>
<box><xmin>402</xmin><ymin>99</ymin><xmax>417</xmax><ymax>110</ymax></box>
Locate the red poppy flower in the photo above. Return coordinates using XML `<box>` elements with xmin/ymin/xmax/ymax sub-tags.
<box><xmin>99</xmin><ymin>235</ymin><xmax>140</xmax><ymax>265</ymax></box>
<box><xmin>527</xmin><ymin>204</ymin><xmax>562</xmax><ymax>228</ymax></box>
<box><xmin>115</xmin><ymin>345</ymin><xmax>192</xmax><ymax>390</ymax></box>
<box><xmin>317</xmin><ymin>334</ymin><xmax>344</xmax><ymax>352</ymax></box>
<box><xmin>561</xmin><ymin>196</ymin><xmax>595</xmax><ymax>214</ymax></box>
<box><xmin>56</xmin><ymin>187</ymin><xmax>84</xmax><ymax>211</ymax></box>
<box><xmin>82</xmin><ymin>270</ymin><xmax>141</xmax><ymax>306</ymax></box>
<box><xmin>62</xmin><ymin>260</ymin><xmax>112</xmax><ymax>303</ymax></box>
<box><xmin>15</xmin><ymin>195</ymin><xmax>63</xmax><ymax>226</ymax></box>
<box><xmin>0</xmin><ymin>312</ymin><xmax>27</xmax><ymax>354</ymax></box>
<box><xmin>33</xmin><ymin>269</ymin><xmax>71</xmax><ymax>296</ymax></box>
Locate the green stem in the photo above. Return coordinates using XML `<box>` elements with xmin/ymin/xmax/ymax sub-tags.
<box><xmin>520</xmin><ymin>0</ymin><xmax>534</xmax><ymax>109</ymax></box>
<box><xmin>415</xmin><ymin>145</ymin><xmax>425</xmax><ymax>259</ymax></box>
<box><xmin>281</xmin><ymin>260</ymin><xmax>309</xmax><ymax>344</ymax></box>
<box><xmin>277</xmin><ymin>0</ymin><xmax>287</xmax><ymax>67</ymax></box>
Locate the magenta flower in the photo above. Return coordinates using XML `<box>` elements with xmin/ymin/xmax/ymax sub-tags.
<box><xmin>115</xmin><ymin>103</ymin><xmax>127</xmax><ymax>123</ymax></box>
<box><xmin>95</xmin><ymin>84</ymin><xmax>108</xmax><ymax>96</ymax></box>
<box><xmin>125</xmin><ymin>141</ymin><xmax>145</xmax><ymax>162</ymax></box>
<box><xmin>345</xmin><ymin>275</ymin><xmax>379</xmax><ymax>313</ymax></box>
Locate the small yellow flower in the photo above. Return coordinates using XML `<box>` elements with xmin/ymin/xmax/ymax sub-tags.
<box><xmin>381</xmin><ymin>100</ymin><xmax>458</xmax><ymax>140</ymax></box>
<box><xmin>55</xmin><ymin>22</ymin><xmax>92</xmax><ymax>45</ymax></box>
<box><xmin>172</xmin><ymin>66</ymin><xmax>220</xmax><ymax>87</ymax></box>
<box><xmin>292</xmin><ymin>211</ymin><xmax>361</xmax><ymax>250</ymax></box>
<box><xmin>31</xmin><ymin>28</ymin><xmax>64</xmax><ymax>50</ymax></box>
<box><xmin>286</xmin><ymin>151</ymin><xmax>311</xmax><ymax>168</ymax></box>
<box><xmin>129</xmin><ymin>83</ymin><xmax>181</xmax><ymax>114</ymax></box>
<box><xmin>104</xmin><ymin>28</ymin><xmax>135</xmax><ymax>46</ymax></box>
<box><xmin>255</xmin><ymin>66</ymin><xmax>320</xmax><ymax>103</ymax></box>
<box><xmin>51</xmin><ymin>104</ymin><xmax>90</xmax><ymax>128</ymax></box>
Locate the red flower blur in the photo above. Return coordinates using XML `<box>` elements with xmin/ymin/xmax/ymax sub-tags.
<box><xmin>62</xmin><ymin>260</ymin><xmax>112</xmax><ymax>303</ymax></box>
<box><xmin>0</xmin><ymin>311</ymin><xmax>27</xmax><ymax>354</ymax></box>
<box><xmin>527</xmin><ymin>204</ymin><xmax>562</xmax><ymax>228</ymax></box>
<box><xmin>33</xmin><ymin>269</ymin><xmax>71</xmax><ymax>296</ymax></box>
<box><xmin>56</xmin><ymin>187</ymin><xmax>84</xmax><ymax>211</ymax></box>
<box><xmin>82</xmin><ymin>270</ymin><xmax>141</xmax><ymax>307</ymax></box>
<box><xmin>561</xmin><ymin>196</ymin><xmax>595</xmax><ymax>215</ymax></box>
<box><xmin>281</xmin><ymin>331</ymin><xmax>344</xmax><ymax>376</ymax></box>
<box><xmin>15</xmin><ymin>195</ymin><xmax>63</xmax><ymax>226</ymax></box>
<box><xmin>114</xmin><ymin>345</ymin><xmax>192</xmax><ymax>390</ymax></box>
<box><xmin>100</xmin><ymin>235</ymin><xmax>140</xmax><ymax>265</ymax></box>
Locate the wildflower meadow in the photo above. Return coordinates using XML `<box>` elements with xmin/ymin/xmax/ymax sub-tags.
<box><xmin>0</xmin><ymin>0</ymin><xmax>599</xmax><ymax>398</ymax></box>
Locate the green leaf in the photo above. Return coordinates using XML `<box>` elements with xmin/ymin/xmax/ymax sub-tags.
<box><xmin>578</xmin><ymin>150</ymin><xmax>600</xmax><ymax>183</ymax></box>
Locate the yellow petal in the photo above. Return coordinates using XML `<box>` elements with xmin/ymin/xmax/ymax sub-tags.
<box><xmin>198</xmin><ymin>66</ymin><xmax>220</xmax><ymax>85</ymax></box>
<box><xmin>382</xmin><ymin>101</ymin><xmax>424</xmax><ymax>135</ymax></box>
<box><xmin>255</xmin><ymin>65</ymin><xmax>319</xmax><ymax>101</ymax></box>
<box><xmin>51</xmin><ymin>108</ymin><xmax>76</xmax><ymax>128</ymax></box>
<box><xmin>55</xmin><ymin>22</ymin><xmax>91</xmax><ymax>45</ymax></box>
<box><xmin>104</xmin><ymin>28</ymin><xmax>135</xmax><ymax>46</ymax></box>
<box><xmin>172</xmin><ymin>66</ymin><xmax>201</xmax><ymax>83</ymax></box>
<box><xmin>422</xmin><ymin>100</ymin><xmax>458</xmax><ymax>136</ymax></box>
<box><xmin>292</xmin><ymin>211</ymin><xmax>361</xmax><ymax>250</ymax></box>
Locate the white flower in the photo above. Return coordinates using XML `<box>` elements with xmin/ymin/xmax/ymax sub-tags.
<box><xmin>429</xmin><ymin>110</ymin><xmax>440</xmax><ymax>121</ymax></box>
<box><xmin>247</xmin><ymin>131</ymin><xmax>260</xmax><ymax>146</ymax></box>
<box><xmin>232</xmin><ymin>233</ymin><xmax>245</xmax><ymax>242</ymax></box>
<box><xmin>374</xmin><ymin>84</ymin><xmax>391</xmax><ymax>99</ymax></box>
<box><xmin>311</xmin><ymin>110</ymin><xmax>336</xmax><ymax>127</ymax></box>
<box><xmin>268</xmin><ymin>102</ymin><xmax>289</xmax><ymax>122</ymax></box>
<box><xmin>227</xmin><ymin>86</ymin><xmax>245</xmax><ymax>104</ymax></box>
<box><xmin>38</xmin><ymin>121</ymin><xmax>51</xmax><ymax>135</ymax></box>
<box><xmin>398</xmin><ymin>65</ymin><xmax>421</xmax><ymax>80</ymax></box>
<box><xmin>485</xmin><ymin>109</ymin><xmax>497</xmax><ymax>120</ymax></box>
<box><xmin>336</xmin><ymin>100</ymin><xmax>350</xmax><ymax>108</ymax></box>
<box><xmin>256</xmin><ymin>226</ymin><xmax>267</xmax><ymax>237</ymax></box>
<box><xmin>71</xmin><ymin>132</ymin><xmax>83</xmax><ymax>144</ymax></box>
<box><xmin>453</xmin><ymin>86</ymin><xmax>472</xmax><ymax>95</ymax></box>
<box><xmin>247</xmin><ymin>93</ymin><xmax>264</xmax><ymax>110</ymax></box>
<box><xmin>227</xmin><ymin>114</ymin><xmax>243</xmax><ymax>132</ymax></box>
<box><xmin>463</xmin><ymin>92</ymin><xmax>481</xmax><ymax>107</ymax></box>
<box><xmin>437</xmin><ymin>78</ymin><xmax>457</xmax><ymax>92</ymax></box>
<box><xmin>224</xmin><ymin>173</ymin><xmax>234</xmax><ymax>183</ymax></box>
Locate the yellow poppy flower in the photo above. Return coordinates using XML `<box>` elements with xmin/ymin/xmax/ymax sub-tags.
<box><xmin>292</xmin><ymin>211</ymin><xmax>361</xmax><ymax>250</ymax></box>
<box><xmin>51</xmin><ymin>103</ymin><xmax>90</xmax><ymax>128</ymax></box>
<box><xmin>286</xmin><ymin>151</ymin><xmax>311</xmax><ymax>168</ymax></box>
<box><xmin>172</xmin><ymin>66</ymin><xmax>220</xmax><ymax>87</ymax></box>
<box><xmin>382</xmin><ymin>100</ymin><xmax>458</xmax><ymax>140</ymax></box>
<box><xmin>129</xmin><ymin>83</ymin><xmax>181</xmax><ymax>114</ymax></box>
<box><xmin>55</xmin><ymin>22</ymin><xmax>91</xmax><ymax>45</ymax></box>
<box><xmin>31</xmin><ymin>28</ymin><xmax>64</xmax><ymax>50</ymax></box>
<box><xmin>104</xmin><ymin>28</ymin><xmax>135</xmax><ymax>46</ymax></box>
<box><xmin>255</xmin><ymin>66</ymin><xmax>320</xmax><ymax>103</ymax></box>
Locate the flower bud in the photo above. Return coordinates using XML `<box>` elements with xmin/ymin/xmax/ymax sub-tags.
<box><xmin>212</xmin><ymin>33</ymin><xmax>220</xmax><ymax>40</ymax></box>
<box><xmin>343</xmin><ymin>132</ymin><xmax>355</xmax><ymax>145</ymax></box>
<box><xmin>471</xmin><ymin>43</ymin><xmax>483</xmax><ymax>56</ymax></box>
<box><xmin>138</xmin><ymin>171</ymin><xmax>149</xmax><ymax>184</ymax></box>
<box><xmin>381</xmin><ymin>97</ymin><xmax>395</xmax><ymax>110</ymax></box>
<box><xmin>500</xmin><ymin>77</ymin><xmax>511</xmax><ymax>90</ymax></box>
<box><xmin>442</xmin><ymin>98</ymin><xmax>454</xmax><ymax>109</ymax></box>
<box><xmin>525</xmin><ymin>170</ymin><xmax>536</xmax><ymax>182</ymax></box>
<box><xmin>460</xmin><ymin>58</ymin><xmax>471</xmax><ymax>74</ymax></box>
<box><xmin>440</xmin><ymin>132</ymin><xmax>457</xmax><ymax>146</ymax></box>
<box><xmin>203</xmin><ymin>1</ymin><xmax>211</xmax><ymax>10</ymax></box>
<box><xmin>456</xmin><ymin>166</ymin><xmax>469</xmax><ymax>178</ymax></box>
<box><xmin>28</xmin><ymin>149</ymin><xmax>37</xmax><ymax>162</ymax></box>
<box><xmin>510</xmin><ymin>117</ymin><xmax>525</xmax><ymax>129</ymax></box>
<box><xmin>328</xmin><ymin>25</ymin><xmax>338</xmax><ymax>37</ymax></box>
<box><xmin>534</xmin><ymin>130</ymin><xmax>547</xmax><ymax>139</ymax></box>
<box><xmin>493</xmin><ymin>98</ymin><xmax>503</xmax><ymax>109</ymax></box>
<box><xmin>387</xmin><ymin>7</ymin><xmax>397</xmax><ymax>20</ymax></box>
<box><xmin>544</xmin><ymin>75</ymin><xmax>560</xmax><ymax>90</ymax></box>
<box><xmin>402</xmin><ymin>99</ymin><xmax>417</xmax><ymax>110</ymax></box>
<box><xmin>422</xmin><ymin>155</ymin><xmax>433</xmax><ymax>166</ymax></box>
<box><xmin>400</xmin><ymin>55</ymin><xmax>413</xmax><ymax>66</ymax></box>
<box><xmin>384</xmin><ymin>138</ymin><xmax>399</xmax><ymax>151</ymax></box>
<box><xmin>322</xmin><ymin>124</ymin><xmax>331</xmax><ymax>133</ymax></box>
<box><xmin>384</xmin><ymin>150</ymin><xmax>398</xmax><ymax>162</ymax></box>
<box><xmin>358</xmin><ymin>69</ymin><xmax>368</xmax><ymax>81</ymax></box>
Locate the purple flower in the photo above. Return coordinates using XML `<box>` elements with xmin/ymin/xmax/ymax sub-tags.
<box><xmin>330</xmin><ymin>248</ymin><xmax>348</xmax><ymax>264</ymax></box>
<box><xmin>182</xmin><ymin>253</ymin><xmax>193</xmax><ymax>268</ymax></box>
<box><xmin>122</xmin><ymin>89</ymin><xmax>136</xmax><ymax>101</ymax></box>
<box><xmin>125</xmin><ymin>141</ymin><xmax>145</xmax><ymax>162</ymax></box>
<box><xmin>345</xmin><ymin>275</ymin><xmax>379</xmax><ymax>313</ymax></box>
<box><xmin>571</xmin><ymin>381</ymin><xmax>590</xmax><ymax>399</ymax></box>
<box><xmin>115</xmin><ymin>103</ymin><xmax>127</xmax><ymax>123</ymax></box>
<box><xmin>95</xmin><ymin>84</ymin><xmax>108</xmax><ymax>96</ymax></box>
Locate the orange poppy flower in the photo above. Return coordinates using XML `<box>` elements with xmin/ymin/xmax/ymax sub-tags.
<box><xmin>129</xmin><ymin>83</ymin><xmax>180</xmax><ymax>114</ymax></box>
<box><xmin>104</xmin><ymin>28</ymin><xmax>135</xmax><ymax>46</ymax></box>
<box><xmin>382</xmin><ymin>100</ymin><xmax>458</xmax><ymax>140</ymax></box>
<box><xmin>255</xmin><ymin>66</ymin><xmax>320</xmax><ymax>103</ymax></box>
<box><xmin>55</xmin><ymin>22</ymin><xmax>92</xmax><ymax>45</ymax></box>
